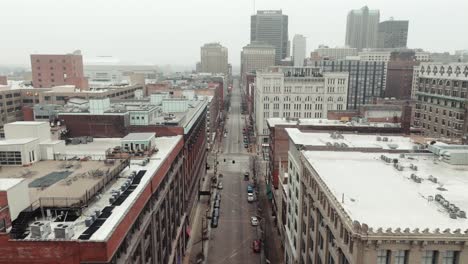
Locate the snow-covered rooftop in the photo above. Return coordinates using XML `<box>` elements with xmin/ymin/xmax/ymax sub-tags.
<box><xmin>303</xmin><ymin>151</ymin><xmax>468</xmax><ymax>230</ymax></box>
<box><xmin>0</xmin><ymin>178</ymin><xmax>24</xmax><ymax>191</ymax></box>
<box><xmin>267</xmin><ymin>118</ymin><xmax>401</xmax><ymax>128</ymax></box>
<box><xmin>286</xmin><ymin>128</ymin><xmax>415</xmax><ymax>150</ymax></box>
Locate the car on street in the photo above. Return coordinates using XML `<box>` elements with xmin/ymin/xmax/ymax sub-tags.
<box><xmin>244</xmin><ymin>172</ymin><xmax>249</xmax><ymax>181</ymax></box>
<box><xmin>212</xmin><ymin>208</ymin><xmax>219</xmax><ymax>218</ymax></box>
<box><xmin>247</xmin><ymin>184</ymin><xmax>253</xmax><ymax>193</ymax></box>
<box><xmin>217</xmin><ymin>181</ymin><xmax>223</xmax><ymax>189</ymax></box>
<box><xmin>252</xmin><ymin>239</ymin><xmax>261</xmax><ymax>253</ymax></box>
<box><xmin>215</xmin><ymin>192</ymin><xmax>221</xmax><ymax>201</ymax></box>
<box><xmin>250</xmin><ymin>216</ymin><xmax>258</xmax><ymax>226</ymax></box>
<box><xmin>214</xmin><ymin>199</ymin><xmax>220</xmax><ymax>208</ymax></box>
<box><xmin>211</xmin><ymin>216</ymin><xmax>218</xmax><ymax>228</ymax></box>
<box><xmin>247</xmin><ymin>193</ymin><xmax>254</xmax><ymax>202</ymax></box>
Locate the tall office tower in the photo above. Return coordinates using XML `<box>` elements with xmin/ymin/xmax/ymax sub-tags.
<box><xmin>251</xmin><ymin>10</ymin><xmax>288</xmax><ymax>64</ymax></box>
<box><xmin>345</xmin><ymin>6</ymin><xmax>380</xmax><ymax>50</ymax></box>
<box><xmin>385</xmin><ymin>51</ymin><xmax>419</xmax><ymax>99</ymax></box>
<box><xmin>31</xmin><ymin>50</ymin><xmax>88</xmax><ymax>90</ymax></box>
<box><xmin>378</xmin><ymin>20</ymin><xmax>409</xmax><ymax>48</ymax></box>
<box><xmin>240</xmin><ymin>42</ymin><xmax>275</xmax><ymax>84</ymax></box>
<box><xmin>292</xmin><ymin>34</ymin><xmax>306</xmax><ymax>67</ymax></box>
<box><xmin>200</xmin><ymin>43</ymin><xmax>228</xmax><ymax>74</ymax></box>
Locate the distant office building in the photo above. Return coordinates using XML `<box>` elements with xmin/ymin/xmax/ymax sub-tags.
<box><xmin>292</xmin><ymin>35</ymin><xmax>306</xmax><ymax>67</ymax></box>
<box><xmin>312</xmin><ymin>59</ymin><xmax>387</xmax><ymax>109</ymax></box>
<box><xmin>345</xmin><ymin>6</ymin><xmax>380</xmax><ymax>50</ymax></box>
<box><xmin>200</xmin><ymin>43</ymin><xmax>228</xmax><ymax>75</ymax></box>
<box><xmin>413</xmin><ymin>63</ymin><xmax>468</xmax><ymax>141</ymax></box>
<box><xmin>430</xmin><ymin>52</ymin><xmax>468</xmax><ymax>63</ymax></box>
<box><xmin>31</xmin><ymin>50</ymin><xmax>88</xmax><ymax>90</ymax></box>
<box><xmin>251</xmin><ymin>10</ymin><xmax>288</xmax><ymax>64</ymax></box>
<box><xmin>313</xmin><ymin>46</ymin><xmax>358</xmax><ymax>60</ymax></box>
<box><xmin>378</xmin><ymin>20</ymin><xmax>409</xmax><ymax>49</ymax></box>
<box><xmin>359</xmin><ymin>49</ymin><xmax>430</xmax><ymax>62</ymax></box>
<box><xmin>385</xmin><ymin>51</ymin><xmax>419</xmax><ymax>100</ymax></box>
<box><xmin>0</xmin><ymin>76</ymin><xmax>7</xmax><ymax>85</ymax></box>
<box><xmin>241</xmin><ymin>42</ymin><xmax>275</xmax><ymax>84</ymax></box>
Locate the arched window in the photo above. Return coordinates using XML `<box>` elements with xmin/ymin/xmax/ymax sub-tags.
<box><xmin>273</xmin><ymin>96</ymin><xmax>280</xmax><ymax>102</ymax></box>
<box><xmin>337</xmin><ymin>97</ymin><xmax>343</xmax><ymax>102</ymax></box>
<box><xmin>315</xmin><ymin>96</ymin><xmax>322</xmax><ymax>102</ymax></box>
<box><xmin>328</xmin><ymin>97</ymin><xmax>333</xmax><ymax>102</ymax></box>
<box><xmin>284</xmin><ymin>96</ymin><xmax>290</xmax><ymax>102</ymax></box>
<box><xmin>305</xmin><ymin>96</ymin><xmax>311</xmax><ymax>102</ymax></box>
<box><xmin>264</xmin><ymin>96</ymin><xmax>269</xmax><ymax>102</ymax></box>
<box><xmin>295</xmin><ymin>96</ymin><xmax>301</xmax><ymax>101</ymax></box>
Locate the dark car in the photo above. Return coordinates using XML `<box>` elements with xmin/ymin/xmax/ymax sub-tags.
<box><xmin>252</xmin><ymin>239</ymin><xmax>261</xmax><ymax>253</ymax></box>
<box><xmin>211</xmin><ymin>216</ymin><xmax>218</xmax><ymax>228</ymax></box>
<box><xmin>212</xmin><ymin>208</ymin><xmax>219</xmax><ymax>218</ymax></box>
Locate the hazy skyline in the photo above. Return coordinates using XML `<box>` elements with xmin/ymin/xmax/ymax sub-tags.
<box><xmin>1</xmin><ymin>0</ymin><xmax>467</xmax><ymax>68</ymax></box>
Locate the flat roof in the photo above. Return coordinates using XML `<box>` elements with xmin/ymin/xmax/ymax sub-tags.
<box><xmin>0</xmin><ymin>138</ymin><xmax>39</xmax><ymax>145</ymax></box>
<box><xmin>303</xmin><ymin>151</ymin><xmax>468</xmax><ymax>230</ymax></box>
<box><xmin>6</xmin><ymin>121</ymin><xmax>48</xmax><ymax>126</ymax></box>
<box><xmin>286</xmin><ymin>128</ymin><xmax>415</xmax><ymax>150</ymax></box>
<box><xmin>21</xmin><ymin>136</ymin><xmax>181</xmax><ymax>241</ymax></box>
<box><xmin>0</xmin><ymin>178</ymin><xmax>24</xmax><ymax>191</ymax></box>
<box><xmin>122</xmin><ymin>133</ymin><xmax>155</xmax><ymax>141</ymax></box>
<box><xmin>267</xmin><ymin>118</ymin><xmax>401</xmax><ymax>128</ymax></box>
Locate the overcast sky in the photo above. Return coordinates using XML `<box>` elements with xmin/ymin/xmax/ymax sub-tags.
<box><xmin>1</xmin><ymin>0</ymin><xmax>467</xmax><ymax>68</ymax></box>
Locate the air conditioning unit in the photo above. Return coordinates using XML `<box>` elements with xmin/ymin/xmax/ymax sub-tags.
<box><xmin>54</xmin><ymin>224</ymin><xmax>75</xmax><ymax>239</ymax></box>
<box><xmin>30</xmin><ymin>221</ymin><xmax>52</xmax><ymax>239</ymax></box>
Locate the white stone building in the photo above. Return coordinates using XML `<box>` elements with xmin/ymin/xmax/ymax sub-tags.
<box><xmin>254</xmin><ymin>67</ymin><xmax>348</xmax><ymax>146</ymax></box>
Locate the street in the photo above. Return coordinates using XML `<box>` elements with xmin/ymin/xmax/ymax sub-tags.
<box><xmin>206</xmin><ymin>83</ymin><xmax>261</xmax><ymax>264</ymax></box>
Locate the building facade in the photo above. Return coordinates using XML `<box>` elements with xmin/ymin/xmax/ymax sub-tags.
<box><xmin>312</xmin><ymin>46</ymin><xmax>358</xmax><ymax>61</ymax></box>
<box><xmin>345</xmin><ymin>6</ymin><xmax>380</xmax><ymax>50</ymax></box>
<box><xmin>385</xmin><ymin>51</ymin><xmax>420</xmax><ymax>99</ymax></box>
<box><xmin>413</xmin><ymin>63</ymin><xmax>468</xmax><ymax>141</ymax></box>
<box><xmin>200</xmin><ymin>43</ymin><xmax>228</xmax><ymax>75</ymax></box>
<box><xmin>240</xmin><ymin>42</ymin><xmax>275</xmax><ymax>85</ymax></box>
<box><xmin>359</xmin><ymin>49</ymin><xmax>431</xmax><ymax>62</ymax></box>
<box><xmin>312</xmin><ymin>60</ymin><xmax>387</xmax><ymax>109</ymax></box>
<box><xmin>293</xmin><ymin>34</ymin><xmax>306</xmax><ymax>67</ymax></box>
<box><xmin>30</xmin><ymin>50</ymin><xmax>88</xmax><ymax>90</ymax></box>
<box><xmin>254</xmin><ymin>67</ymin><xmax>348</xmax><ymax>147</ymax></box>
<box><xmin>378</xmin><ymin>20</ymin><xmax>409</xmax><ymax>49</ymax></box>
<box><xmin>251</xmin><ymin>10</ymin><xmax>288</xmax><ymax>64</ymax></box>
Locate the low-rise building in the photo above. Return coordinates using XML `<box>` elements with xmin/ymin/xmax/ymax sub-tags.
<box><xmin>294</xmin><ymin>144</ymin><xmax>468</xmax><ymax>264</ymax></box>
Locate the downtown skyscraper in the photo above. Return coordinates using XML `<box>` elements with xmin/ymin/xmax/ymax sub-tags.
<box><xmin>345</xmin><ymin>6</ymin><xmax>380</xmax><ymax>50</ymax></box>
<box><xmin>251</xmin><ymin>10</ymin><xmax>288</xmax><ymax>64</ymax></box>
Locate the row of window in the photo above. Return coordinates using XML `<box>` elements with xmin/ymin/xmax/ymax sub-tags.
<box><xmin>263</xmin><ymin>96</ymin><xmax>344</xmax><ymax>102</ymax></box>
<box><xmin>378</xmin><ymin>249</ymin><xmax>458</xmax><ymax>264</ymax></box>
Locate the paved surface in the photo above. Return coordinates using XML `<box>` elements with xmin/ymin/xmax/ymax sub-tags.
<box><xmin>206</xmin><ymin>81</ymin><xmax>260</xmax><ymax>264</ymax></box>
<box><xmin>184</xmin><ymin>82</ymin><xmax>283</xmax><ymax>264</ymax></box>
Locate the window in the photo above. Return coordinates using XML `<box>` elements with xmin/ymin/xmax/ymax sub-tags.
<box><xmin>442</xmin><ymin>251</ymin><xmax>457</xmax><ymax>264</ymax></box>
<box><xmin>394</xmin><ymin>250</ymin><xmax>407</xmax><ymax>264</ymax></box>
<box><xmin>421</xmin><ymin>251</ymin><xmax>436</xmax><ymax>264</ymax></box>
<box><xmin>377</xmin><ymin>250</ymin><xmax>390</xmax><ymax>264</ymax></box>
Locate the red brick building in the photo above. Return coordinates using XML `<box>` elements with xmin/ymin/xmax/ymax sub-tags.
<box><xmin>31</xmin><ymin>50</ymin><xmax>88</xmax><ymax>90</ymax></box>
<box><xmin>0</xmin><ymin>137</ymin><xmax>186</xmax><ymax>264</ymax></box>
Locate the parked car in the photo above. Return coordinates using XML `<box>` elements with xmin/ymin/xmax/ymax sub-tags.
<box><xmin>247</xmin><ymin>193</ymin><xmax>254</xmax><ymax>202</ymax></box>
<box><xmin>214</xmin><ymin>199</ymin><xmax>220</xmax><ymax>208</ymax></box>
<box><xmin>244</xmin><ymin>172</ymin><xmax>249</xmax><ymax>181</ymax></box>
<box><xmin>252</xmin><ymin>239</ymin><xmax>261</xmax><ymax>253</ymax></box>
<box><xmin>212</xmin><ymin>208</ymin><xmax>219</xmax><ymax>218</ymax></box>
<box><xmin>215</xmin><ymin>192</ymin><xmax>221</xmax><ymax>201</ymax></box>
<box><xmin>217</xmin><ymin>181</ymin><xmax>223</xmax><ymax>189</ymax></box>
<box><xmin>250</xmin><ymin>216</ymin><xmax>259</xmax><ymax>226</ymax></box>
<box><xmin>211</xmin><ymin>216</ymin><xmax>219</xmax><ymax>228</ymax></box>
<box><xmin>247</xmin><ymin>184</ymin><xmax>253</xmax><ymax>193</ymax></box>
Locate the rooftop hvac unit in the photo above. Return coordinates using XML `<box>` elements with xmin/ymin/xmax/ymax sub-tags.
<box><xmin>388</xmin><ymin>144</ymin><xmax>399</xmax><ymax>150</ymax></box>
<box><xmin>326</xmin><ymin>142</ymin><xmax>333</xmax><ymax>147</ymax></box>
<box><xmin>428</xmin><ymin>175</ymin><xmax>438</xmax><ymax>183</ymax></box>
<box><xmin>333</xmin><ymin>142</ymin><xmax>341</xmax><ymax>147</ymax></box>
<box><xmin>376</xmin><ymin>136</ymin><xmax>382</xmax><ymax>141</ymax></box>
<box><xmin>30</xmin><ymin>221</ymin><xmax>52</xmax><ymax>239</ymax></box>
<box><xmin>340</xmin><ymin>143</ymin><xmax>348</xmax><ymax>148</ymax></box>
<box><xmin>458</xmin><ymin>211</ymin><xmax>466</xmax><ymax>218</ymax></box>
<box><xmin>85</xmin><ymin>217</ymin><xmax>93</xmax><ymax>227</ymax></box>
<box><xmin>54</xmin><ymin>224</ymin><xmax>75</xmax><ymax>239</ymax></box>
<box><xmin>450</xmin><ymin>212</ymin><xmax>458</xmax><ymax>219</ymax></box>
<box><xmin>410</xmin><ymin>164</ymin><xmax>418</xmax><ymax>171</ymax></box>
<box><xmin>382</xmin><ymin>137</ymin><xmax>389</xmax><ymax>142</ymax></box>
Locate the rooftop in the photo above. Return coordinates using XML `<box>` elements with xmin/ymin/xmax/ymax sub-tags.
<box><xmin>267</xmin><ymin>118</ymin><xmax>401</xmax><ymax>128</ymax></box>
<box><xmin>303</xmin><ymin>151</ymin><xmax>468</xmax><ymax>230</ymax></box>
<box><xmin>0</xmin><ymin>138</ymin><xmax>38</xmax><ymax>145</ymax></box>
<box><xmin>0</xmin><ymin>178</ymin><xmax>24</xmax><ymax>191</ymax></box>
<box><xmin>122</xmin><ymin>133</ymin><xmax>155</xmax><ymax>141</ymax></box>
<box><xmin>6</xmin><ymin>136</ymin><xmax>182</xmax><ymax>241</ymax></box>
<box><xmin>286</xmin><ymin>128</ymin><xmax>415</xmax><ymax>150</ymax></box>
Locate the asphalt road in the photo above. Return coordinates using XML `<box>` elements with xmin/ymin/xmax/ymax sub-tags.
<box><xmin>206</xmin><ymin>83</ymin><xmax>261</xmax><ymax>264</ymax></box>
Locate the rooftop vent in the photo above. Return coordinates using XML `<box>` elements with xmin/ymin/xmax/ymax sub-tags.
<box><xmin>409</xmin><ymin>164</ymin><xmax>418</xmax><ymax>171</ymax></box>
<box><xmin>410</xmin><ymin>173</ymin><xmax>422</xmax><ymax>183</ymax></box>
<box><xmin>376</xmin><ymin>136</ymin><xmax>382</xmax><ymax>141</ymax></box>
<box><xmin>54</xmin><ymin>224</ymin><xmax>75</xmax><ymax>239</ymax></box>
<box><xmin>382</xmin><ymin>137</ymin><xmax>389</xmax><ymax>142</ymax></box>
<box><xmin>30</xmin><ymin>221</ymin><xmax>52</xmax><ymax>239</ymax></box>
